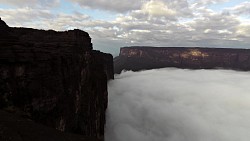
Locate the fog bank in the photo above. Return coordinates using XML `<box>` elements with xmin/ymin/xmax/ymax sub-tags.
<box><xmin>106</xmin><ymin>68</ymin><xmax>250</xmax><ymax>141</ymax></box>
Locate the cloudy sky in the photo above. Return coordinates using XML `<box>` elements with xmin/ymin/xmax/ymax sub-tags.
<box><xmin>0</xmin><ymin>0</ymin><xmax>250</xmax><ymax>55</ymax></box>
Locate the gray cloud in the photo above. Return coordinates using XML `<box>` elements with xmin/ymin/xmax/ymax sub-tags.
<box><xmin>68</xmin><ymin>0</ymin><xmax>193</xmax><ymax>15</ymax></box>
<box><xmin>106</xmin><ymin>68</ymin><xmax>250</xmax><ymax>141</ymax></box>
<box><xmin>68</xmin><ymin>0</ymin><xmax>143</xmax><ymax>13</ymax></box>
<box><xmin>0</xmin><ymin>8</ymin><xmax>54</xmax><ymax>27</ymax></box>
<box><xmin>0</xmin><ymin>0</ymin><xmax>60</xmax><ymax>8</ymax></box>
<box><xmin>0</xmin><ymin>0</ymin><xmax>250</xmax><ymax>55</ymax></box>
<box><xmin>191</xmin><ymin>0</ymin><xmax>229</xmax><ymax>8</ymax></box>
<box><xmin>0</xmin><ymin>9</ymin><xmax>90</xmax><ymax>30</ymax></box>
<box><xmin>224</xmin><ymin>1</ymin><xmax>250</xmax><ymax>16</ymax></box>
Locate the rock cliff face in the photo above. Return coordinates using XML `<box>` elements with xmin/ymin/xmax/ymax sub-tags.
<box><xmin>114</xmin><ymin>46</ymin><xmax>250</xmax><ymax>73</ymax></box>
<box><xmin>0</xmin><ymin>18</ymin><xmax>113</xmax><ymax>141</ymax></box>
<box><xmin>0</xmin><ymin>110</ymin><xmax>102</xmax><ymax>141</ymax></box>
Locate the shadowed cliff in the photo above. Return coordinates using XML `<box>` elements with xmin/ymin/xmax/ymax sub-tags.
<box><xmin>0</xmin><ymin>18</ymin><xmax>113</xmax><ymax>141</ymax></box>
<box><xmin>0</xmin><ymin>110</ymin><xmax>102</xmax><ymax>141</ymax></box>
<box><xmin>114</xmin><ymin>46</ymin><xmax>250</xmax><ymax>73</ymax></box>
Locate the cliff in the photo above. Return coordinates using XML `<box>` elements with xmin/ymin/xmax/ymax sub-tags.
<box><xmin>0</xmin><ymin>110</ymin><xmax>101</xmax><ymax>141</ymax></box>
<box><xmin>0</xmin><ymin>18</ymin><xmax>113</xmax><ymax>141</ymax></box>
<box><xmin>114</xmin><ymin>46</ymin><xmax>250</xmax><ymax>73</ymax></box>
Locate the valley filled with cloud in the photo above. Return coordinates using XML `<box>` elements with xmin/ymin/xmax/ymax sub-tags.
<box><xmin>107</xmin><ymin>68</ymin><xmax>250</xmax><ymax>141</ymax></box>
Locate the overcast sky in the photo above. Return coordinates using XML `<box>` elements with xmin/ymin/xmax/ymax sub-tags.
<box><xmin>0</xmin><ymin>0</ymin><xmax>250</xmax><ymax>55</ymax></box>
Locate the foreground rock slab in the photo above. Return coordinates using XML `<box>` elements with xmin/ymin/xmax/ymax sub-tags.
<box><xmin>0</xmin><ymin>110</ymin><xmax>102</xmax><ymax>141</ymax></box>
<box><xmin>0</xmin><ymin>18</ymin><xmax>113</xmax><ymax>141</ymax></box>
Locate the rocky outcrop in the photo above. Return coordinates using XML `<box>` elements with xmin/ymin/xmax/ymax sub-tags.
<box><xmin>0</xmin><ymin>18</ymin><xmax>113</xmax><ymax>141</ymax></box>
<box><xmin>0</xmin><ymin>110</ymin><xmax>101</xmax><ymax>141</ymax></box>
<box><xmin>114</xmin><ymin>46</ymin><xmax>250</xmax><ymax>73</ymax></box>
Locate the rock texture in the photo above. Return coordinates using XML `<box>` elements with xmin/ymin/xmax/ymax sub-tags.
<box><xmin>0</xmin><ymin>18</ymin><xmax>113</xmax><ymax>141</ymax></box>
<box><xmin>0</xmin><ymin>110</ymin><xmax>101</xmax><ymax>141</ymax></box>
<box><xmin>114</xmin><ymin>46</ymin><xmax>250</xmax><ymax>73</ymax></box>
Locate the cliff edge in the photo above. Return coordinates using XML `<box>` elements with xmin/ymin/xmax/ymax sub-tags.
<box><xmin>0</xmin><ymin>18</ymin><xmax>113</xmax><ymax>141</ymax></box>
<box><xmin>114</xmin><ymin>46</ymin><xmax>250</xmax><ymax>73</ymax></box>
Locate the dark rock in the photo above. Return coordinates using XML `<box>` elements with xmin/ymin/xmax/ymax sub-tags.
<box><xmin>0</xmin><ymin>18</ymin><xmax>10</xmax><ymax>37</ymax></box>
<box><xmin>114</xmin><ymin>46</ymin><xmax>250</xmax><ymax>73</ymax></box>
<box><xmin>0</xmin><ymin>18</ymin><xmax>9</xmax><ymax>30</ymax></box>
<box><xmin>0</xmin><ymin>110</ymin><xmax>102</xmax><ymax>141</ymax></box>
<box><xmin>0</xmin><ymin>18</ymin><xmax>113</xmax><ymax>141</ymax></box>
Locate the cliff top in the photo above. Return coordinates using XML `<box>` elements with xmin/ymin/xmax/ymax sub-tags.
<box><xmin>0</xmin><ymin>17</ymin><xmax>9</xmax><ymax>30</ymax></box>
<box><xmin>121</xmin><ymin>46</ymin><xmax>250</xmax><ymax>51</ymax></box>
<box><xmin>120</xmin><ymin>46</ymin><xmax>250</xmax><ymax>55</ymax></box>
<box><xmin>0</xmin><ymin>18</ymin><xmax>93</xmax><ymax>51</ymax></box>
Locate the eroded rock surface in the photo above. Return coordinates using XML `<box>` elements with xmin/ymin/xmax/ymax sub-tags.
<box><xmin>0</xmin><ymin>110</ymin><xmax>102</xmax><ymax>141</ymax></box>
<box><xmin>0</xmin><ymin>18</ymin><xmax>113</xmax><ymax>141</ymax></box>
<box><xmin>114</xmin><ymin>46</ymin><xmax>250</xmax><ymax>73</ymax></box>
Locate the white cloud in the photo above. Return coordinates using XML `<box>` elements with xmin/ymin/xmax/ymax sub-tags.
<box><xmin>68</xmin><ymin>0</ymin><xmax>143</xmax><ymax>13</ymax></box>
<box><xmin>191</xmin><ymin>0</ymin><xmax>229</xmax><ymax>8</ymax></box>
<box><xmin>0</xmin><ymin>8</ymin><xmax>90</xmax><ymax>30</ymax></box>
<box><xmin>236</xmin><ymin>23</ymin><xmax>250</xmax><ymax>39</ymax></box>
<box><xmin>142</xmin><ymin>0</ymin><xmax>176</xmax><ymax>17</ymax></box>
<box><xmin>68</xmin><ymin>0</ymin><xmax>193</xmax><ymax>16</ymax></box>
<box><xmin>106</xmin><ymin>68</ymin><xmax>250</xmax><ymax>141</ymax></box>
<box><xmin>1</xmin><ymin>0</ymin><xmax>250</xmax><ymax>55</ymax></box>
<box><xmin>225</xmin><ymin>2</ymin><xmax>250</xmax><ymax>16</ymax></box>
<box><xmin>0</xmin><ymin>0</ymin><xmax>60</xmax><ymax>8</ymax></box>
<box><xmin>204</xmin><ymin>28</ymin><xmax>212</xmax><ymax>33</ymax></box>
<box><xmin>0</xmin><ymin>8</ymin><xmax>53</xmax><ymax>26</ymax></box>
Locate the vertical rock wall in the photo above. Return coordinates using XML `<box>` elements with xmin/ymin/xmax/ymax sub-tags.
<box><xmin>114</xmin><ymin>46</ymin><xmax>250</xmax><ymax>73</ymax></box>
<box><xmin>0</xmin><ymin>18</ymin><xmax>113</xmax><ymax>140</ymax></box>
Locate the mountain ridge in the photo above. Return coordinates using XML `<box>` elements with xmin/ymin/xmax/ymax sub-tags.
<box><xmin>114</xmin><ymin>46</ymin><xmax>250</xmax><ymax>73</ymax></box>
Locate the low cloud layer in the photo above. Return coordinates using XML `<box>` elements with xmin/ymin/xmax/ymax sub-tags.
<box><xmin>106</xmin><ymin>68</ymin><xmax>250</xmax><ymax>141</ymax></box>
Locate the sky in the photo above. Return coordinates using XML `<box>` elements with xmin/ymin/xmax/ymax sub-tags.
<box><xmin>0</xmin><ymin>0</ymin><xmax>250</xmax><ymax>56</ymax></box>
<box><xmin>107</xmin><ymin>68</ymin><xmax>250</xmax><ymax>141</ymax></box>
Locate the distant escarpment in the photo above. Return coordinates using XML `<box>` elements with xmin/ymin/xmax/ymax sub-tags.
<box><xmin>114</xmin><ymin>46</ymin><xmax>250</xmax><ymax>73</ymax></box>
<box><xmin>0</xmin><ymin>18</ymin><xmax>113</xmax><ymax>141</ymax></box>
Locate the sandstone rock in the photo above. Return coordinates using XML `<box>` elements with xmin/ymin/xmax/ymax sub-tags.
<box><xmin>0</xmin><ymin>110</ymin><xmax>102</xmax><ymax>141</ymax></box>
<box><xmin>114</xmin><ymin>46</ymin><xmax>250</xmax><ymax>73</ymax></box>
<box><xmin>0</xmin><ymin>18</ymin><xmax>113</xmax><ymax>141</ymax></box>
<box><xmin>0</xmin><ymin>18</ymin><xmax>9</xmax><ymax>30</ymax></box>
